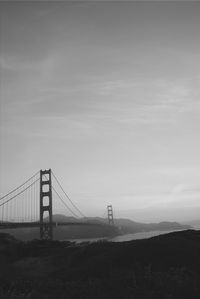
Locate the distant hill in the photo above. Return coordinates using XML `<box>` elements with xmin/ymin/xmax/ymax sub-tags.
<box><xmin>46</xmin><ymin>214</ymin><xmax>192</xmax><ymax>235</ymax></box>
<box><xmin>0</xmin><ymin>215</ymin><xmax>191</xmax><ymax>241</ymax></box>
<box><xmin>45</xmin><ymin>214</ymin><xmax>80</xmax><ymax>223</ymax></box>
<box><xmin>183</xmin><ymin>219</ymin><xmax>200</xmax><ymax>226</ymax></box>
<box><xmin>114</xmin><ymin>218</ymin><xmax>192</xmax><ymax>234</ymax></box>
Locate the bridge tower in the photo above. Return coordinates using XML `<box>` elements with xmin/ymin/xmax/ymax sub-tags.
<box><xmin>40</xmin><ymin>169</ymin><xmax>53</xmax><ymax>240</ymax></box>
<box><xmin>107</xmin><ymin>205</ymin><xmax>114</xmax><ymax>226</ymax></box>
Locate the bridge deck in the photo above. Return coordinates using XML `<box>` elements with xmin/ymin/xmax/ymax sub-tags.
<box><xmin>0</xmin><ymin>221</ymin><xmax>107</xmax><ymax>229</ymax></box>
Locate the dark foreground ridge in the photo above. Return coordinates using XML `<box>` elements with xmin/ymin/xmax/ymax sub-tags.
<box><xmin>1</xmin><ymin>230</ymin><xmax>200</xmax><ymax>299</ymax></box>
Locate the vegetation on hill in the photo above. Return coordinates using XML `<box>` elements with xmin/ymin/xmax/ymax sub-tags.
<box><xmin>1</xmin><ymin>229</ymin><xmax>200</xmax><ymax>298</ymax></box>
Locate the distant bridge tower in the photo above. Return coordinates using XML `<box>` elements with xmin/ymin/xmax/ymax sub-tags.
<box><xmin>40</xmin><ymin>169</ymin><xmax>53</xmax><ymax>240</ymax></box>
<box><xmin>107</xmin><ymin>205</ymin><xmax>114</xmax><ymax>226</ymax></box>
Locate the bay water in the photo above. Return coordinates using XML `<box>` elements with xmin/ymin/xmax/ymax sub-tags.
<box><xmin>69</xmin><ymin>225</ymin><xmax>199</xmax><ymax>244</ymax></box>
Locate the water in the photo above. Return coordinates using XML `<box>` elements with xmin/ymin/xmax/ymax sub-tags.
<box><xmin>69</xmin><ymin>227</ymin><xmax>198</xmax><ymax>244</ymax></box>
<box><xmin>110</xmin><ymin>229</ymin><xmax>184</xmax><ymax>242</ymax></box>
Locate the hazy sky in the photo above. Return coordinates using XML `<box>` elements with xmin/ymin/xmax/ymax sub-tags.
<box><xmin>1</xmin><ymin>1</ymin><xmax>200</xmax><ymax>222</ymax></box>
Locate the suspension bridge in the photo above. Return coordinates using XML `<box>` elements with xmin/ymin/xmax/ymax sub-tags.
<box><xmin>0</xmin><ymin>169</ymin><xmax>114</xmax><ymax>240</ymax></box>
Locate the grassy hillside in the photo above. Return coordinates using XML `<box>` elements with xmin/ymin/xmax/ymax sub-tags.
<box><xmin>1</xmin><ymin>230</ymin><xmax>200</xmax><ymax>298</ymax></box>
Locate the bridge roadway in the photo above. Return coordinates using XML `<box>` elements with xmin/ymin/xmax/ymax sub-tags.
<box><xmin>0</xmin><ymin>221</ymin><xmax>107</xmax><ymax>229</ymax></box>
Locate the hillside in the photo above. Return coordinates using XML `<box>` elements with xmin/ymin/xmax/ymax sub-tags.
<box><xmin>1</xmin><ymin>230</ymin><xmax>200</xmax><ymax>298</ymax></box>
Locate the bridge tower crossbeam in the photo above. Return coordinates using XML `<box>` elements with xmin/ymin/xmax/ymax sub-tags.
<box><xmin>40</xmin><ymin>169</ymin><xmax>53</xmax><ymax>240</ymax></box>
<box><xmin>107</xmin><ymin>205</ymin><xmax>114</xmax><ymax>226</ymax></box>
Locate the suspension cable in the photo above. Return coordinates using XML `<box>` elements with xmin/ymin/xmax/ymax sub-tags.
<box><xmin>43</xmin><ymin>174</ymin><xmax>79</xmax><ymax>218</ymax></box>
<box><xmin>0</xmin><ymin>178</ymin><xmax>39</xmax><ymax>207</ymax></box>
<box><xmin>52</xmin><ymin>186</ymin><xmax>79</xmax><ymax>218</ymax></box>
<box><xmin>0</xmin><ymin>171</ymin><xmax>40</xmax><ymax>201</ymax></box>
<box><xmin>52</xmin><ymin>171</ymin><xmax>86</xmax><ymax>218</ymax></box>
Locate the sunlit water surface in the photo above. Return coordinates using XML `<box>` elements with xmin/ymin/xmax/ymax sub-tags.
<box><xmin>69</xmin><ymin>225</ymin><xmax>200</xmax><ymax>244</ymax></box>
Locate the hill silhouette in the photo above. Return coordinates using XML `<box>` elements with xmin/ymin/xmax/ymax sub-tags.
<box><xmin>1</xmin><ymin>229</ymin><xmax>200</xmax><ymax>298</ymax></box>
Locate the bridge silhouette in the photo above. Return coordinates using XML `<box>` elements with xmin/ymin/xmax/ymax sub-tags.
<box><xmin>0</xmin><ymin>169</ymin><xmax>114</xmax><ymax>240</ymax></box>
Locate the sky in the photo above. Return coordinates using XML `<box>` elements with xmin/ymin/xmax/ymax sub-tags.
<box><xmin>0</xmin><ymin>1</ymin><xmax>200</xmax><ymax>222</ymax></box>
